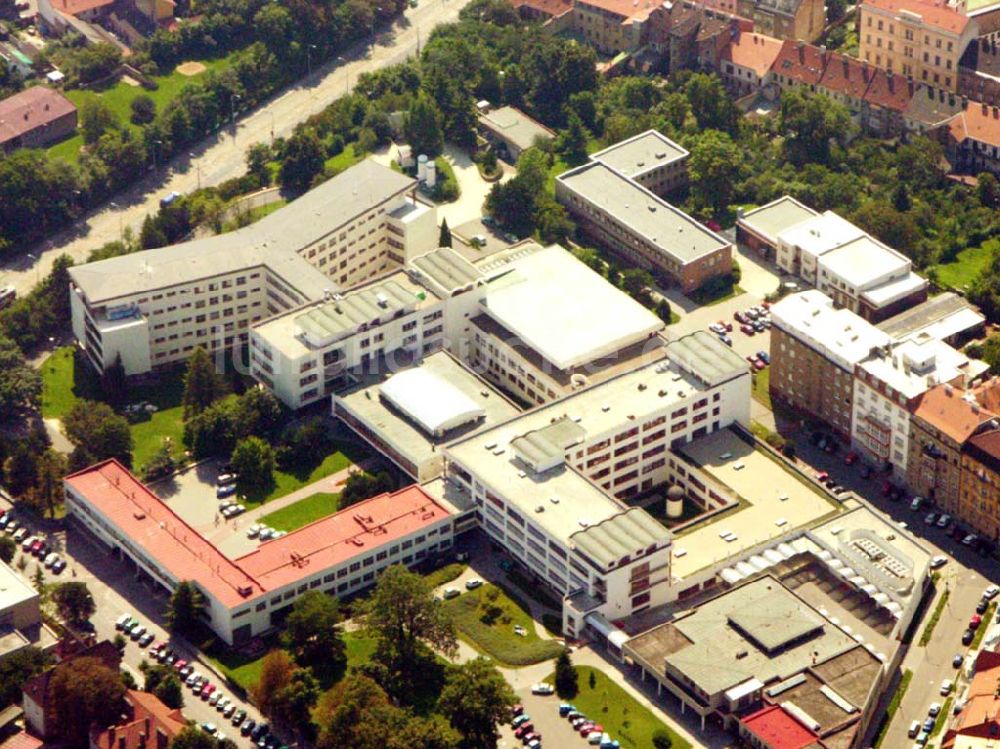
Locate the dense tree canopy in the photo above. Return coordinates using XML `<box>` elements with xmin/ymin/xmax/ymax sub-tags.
<box><xmin>63</xmin><ymin>400</ymin><xmax>133</xmax><ymax>469</ymax></box>
<box><xmin>284</xmin><ymin>591</ymin><xmax>347</xmax><ymax>676</ymax></box>
<box><xmin>46</xmin><ymin>657</ymin><xmax>126</xmax><ymax>747</ymax></box>
<box><xmin>52</xmin><ymin>582</ymin><xmax>96</xmax><ymax>624</ymax></box>
<box><xmin>438</xmin><ymin>659</ymin><xmax>517</xmax><ymax>749</ymax></box>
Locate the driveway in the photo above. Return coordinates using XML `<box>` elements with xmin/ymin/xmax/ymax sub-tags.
<box><xmin>436</xmin><ymin>143</ymin><xmax>512</xmax><ymax>229</ymax></box>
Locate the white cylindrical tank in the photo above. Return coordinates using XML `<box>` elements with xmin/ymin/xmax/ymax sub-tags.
<box><xmin>425</xmin><ymin>160</ymin><xmax>437</xmax><ymax>188</ymax></box>
<box><xmin>666</xmin><ymin>485</ymin><xmax>684</xmax><ymax>519</ymax></box>
<box><xmin>417</xmin><ymin>154</ymin><xmax>428</xmax><ymax>181</ymax></box>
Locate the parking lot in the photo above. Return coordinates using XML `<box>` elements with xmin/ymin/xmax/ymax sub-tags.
<box><xmin>499</xmin><ymin>691</ymin><xmax>581</xmax><ymax>749</ymax></box>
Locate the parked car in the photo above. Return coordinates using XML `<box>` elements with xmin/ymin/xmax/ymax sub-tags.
<box><xmin>202</xmin><ymin>684</ymin><xmax>216</xmax><ymax>700</ymax></box>
<box><xmin>963</xmin><ymin>534</ymin><xmax>978</xmax><ymax>546</ymax></box>
<box><xmin>953</xmin><ymin>653</ymin><xmax>964</xmax><ymax>668</ymax></box>
<box><xmin>138</xmin><ymin>632</ymin><xmax>155</xmax><ymax>648</ymax></box>
<box><xmin>910</xmin><ymin>497</ymin><xmax>924</xmax><ymax>511</ymax></box>
<box><xmin>740</xmin><ymin>324</ymin><xmax>755</xmax><ymax>335</ymax></box>
<box><xmin>465</xmin><ymin>578</ymin><xmax>483</xmax><ymax>590</ymax></box>
<box><xmin>929</xmin><ymin>703</ymin><xmax>942</xmax><ymax>718</ymax></box>
<box><xmin>752</xmin><ymin>320</ymin><xmax>766</xmax><ymax>332</ymax></box>
<box><xmin>443</xmin><ymin>587</ymin><xmax>461</xmax><ymax>599</ymax></box>
<box><xmin>216</xmin><ymin>484</ymin><xmax>237</xmax><ymax>499</ymax></box>
<box><xmin>753</xmin><ymin>359</ymin><xmax>766</xmax><ymax>371</ymax></box>
<box><xmin>977</xmin><ymin>599</ymin><xmax>989</xmax><ymax>614</ymax></box>
<box><xmin>718</xmin><ymin>320</ymin><xmax>733</xmax><ymax>332</ymax></box>
<box><xmin>756</xmin><ymin>351</ymin><xmax>770</xmax><ymax>365</ymax></box>
<box><xmin>844</xmin><ymin>451</ymin><xmax>859</xmax><ymax>465</ymax></box>
<box><xmin>130</xmin><ymin>625</ymin><xmax>147</xmax><ymax>641</ymax></box>
<box><xmin>216</xmin><ymin>473</ymin><xmax>237</xmax><ymax>486</ymax></box>
<box><xmin>937</xmin><ymin>514</ymin><xmax>952</xmax><ymax>528</ymax></box>
<box><xmin>963</xmin><ymin>629</ymin><xmax>975</xmax><ymax>645</ymax></box>
<box><xmin>232</xmin><ymin>709</ymin><xmax>246</xmax><ymax>726</ymax></box>
<box><xmin>247</xmin><ymin>524</ymin><xmax>263</xmax><ymax>539</ymax></box>
<box><xmin>970</xmin><ymin>614</ymin><xmax>983</xmax><ymax>630</ymax></box>
<box><xmin>531</xmin><ymin>683</ymin><xmax>554</xmax><ymax>695</ymax></box>
<box><xmin>209</xmin><ymin>692</ymin><xmax>223</xmax><ymax>707</ymax></box>
<box><xmin>512</xmin><ymin>715</ymin><xmax>531</xmax><ymax>728</ymax></box>
<box><xmin>51</xmin><ymin>559</ymin><xmax>67</xmax><ymax>575</ymax></box>
<box><xmin>718</xmin><ymin>334</ymin><xmax>732</xmax><ymax>346</ymax></box>
<box><xmin>924</xmin><ymin>512</ymin><xmax>937</xmax><ymax>525</ymax></box>
<box><xmin>984</xmin><ymin>585</ymin><xmax>1000</xmax><ymax>600</ymax></box>
<box><xmin>941</xmin><ymin>680</ymin><xmax>953</xmax><ymax>695</ymax></box>
<box><xmin>931</xmin><ymin>555</ymin><xmax>947</xmax><ymax>569</ymax></box>
<box><xmin>241</xmin><ymin>720</ymin><xmax>256</xmax><ymax>736</ymax></box>
<box><xmin>558</xmin><ymin>704</ymin><xmax>575</xmax><ymax>717</ymax></box>
<box><xmin>734</xmin><ymin>311</ymin><xmax>748</xmax><ymax>324</ymax></box>
<box><xmin>115</xmin><ymin>613</ymin><xmax>132</xmax><ymax>630</ymax></box>
<box><xmin>223</xmin><ymin>704</ymin><xmax>236</xmax><ymax>719</ymax></box>
<box><xmin>908</xmin><ymin>720</ymin><xmax>921</xmax><ymax>738</ymax></box>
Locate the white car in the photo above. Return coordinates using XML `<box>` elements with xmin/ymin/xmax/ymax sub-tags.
<box><xmin>984</xmin><ymin>585</ymin><xmax>999</xmax><ymax>600</ymax></box>
<box><xmin>929</xmin><ymin>702</ymin><xmax>942</xmax><ymax>717</ymax></box>
<box><xmin>531</xmin><ymin>682</ymin><xmax>555</xmax><ymax>695</ymax></box>
<box><xmin>940</xmin><ymin>679</ymin><xmax>953</xmax><ymax>695</ymax></box>
<box><xmin>930</xmin><ymin>555</ymin><xmax>947</xmax><ymax>569</ymax></box>
<box><xmin>209</xmin><ymin>692</ymin><xmax>223</xmax><ymax>707</ymax></box>
<box><xmin>216</xmin><ymin>697</ymin><xmax>230</xmax><ymax>712</ymax></box>
<box><xmin>465</xmin><ymin>578</ymin><xmax>483</xmax><ymax>590</ymax></box>
<box><xmin>513</xmin><ymin>625</ymin><xmax>527</xmax><ymax>637</ymax></box>
<box><xmin>247</xmin><ymin>524</ymin><xmax>263</xmax><ymax>539</ymax></box>
<box><xmin>936</xmin><ymin>513</ymin><xmax>951</xmax><ymax>528</ymax></box>
<box><xmin>44</xmin><ymin>552</ymin><xmax>59</xmax><ymax>568</ymax></box>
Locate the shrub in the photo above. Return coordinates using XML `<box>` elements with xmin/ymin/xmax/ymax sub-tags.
<box><xmin>652</xmin><ymin>729</ymin><xmax>673</xmax><ymax>749</ymax></box>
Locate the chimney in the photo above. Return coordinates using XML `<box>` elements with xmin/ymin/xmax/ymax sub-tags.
<box><xmin>994</xmin><ymin>105</ymin><xmax>999</xmax><ymax>117</ymax></box>
<box><xmin>118</xmin><ymin>737</ymin><xmax>127</xmax><ymax>749</ymax></box>
<box><xmin>982</xmin><ymin>101</ymin><xmax>988</xmax><ymax>114</ymax></box>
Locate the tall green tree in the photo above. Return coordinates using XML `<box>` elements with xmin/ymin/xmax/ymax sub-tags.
<box><xmin>52</xmin><ymin>582</ymin><xmax>96</xmax><ymax>624</ymax></box>
<box><xmin>79</xmin><ymin>99</ymin><xmax>119</xmax><ymax>145</ymax></box>
<box><xmin>101</xmin><ymin>353</ymin><xmax>128</xmax><ymax>408</ymax></box>
<box><xmin>169</xmin><ymin>727</ymin><xmax>218</xmax><ymax>749</ymax></box>
<box><xmin>280</xmin><ymin>128</ymin><xmax>326</xmax><ymax>194</ymax></box>
<box><xmin>231</xmin><ymin>387</ymin><xmax>283</xmax><ymax>440</ymax></box>
<box><xmin>556</xmin><ymin>110</ymin><xmax>589</xmax><ymax>167</ymax></box>
<box><xmin>438</xmin><ymin>658</ymin><xmax>517</xmax><ymax>749</ymax></box>
<box><xmin>0</xmin><ymin>334</ymin><xmax>41</xmax><ymax>419</ymax></box>
<box><xmin>404</xmin><ymin>94</ymin><xmax>444</xmax><ymax>158</ymax></box>
<box><xmin>165</xmin><ymin>581</ymin><xmax>205</xmax><ymax>635</ymax></box>
<box><xmin>154</xmin><ymin>674</ymin><xmax>184</xmax><ymax>709</ymax></box>
<box><xmin>182</xmin><ymin>347</ymin><xmax>225</xmax><ymax>418</ymax></box>
<box><xmin>553</xmin><ymin>649</ymin><xmax>578</xmax><ymax>698</ymax></box>
<box><xmin>0</xmin><ymin>647</ymin><xmax>50</xmax><ymax>709</ymax></box>
<box><xmin>778</xmin><ymin>87</ymin><xmax>853</xmax><ymax>165</ymax></box>
<box><xmin>63</xmin><ymin>400</ymin><xmax>133</xmax><ymax>469</ymax></box>
<box><xmin>685</xmin><ymin>73</ymin><xmax>739</xmax><ymax>133</ymax></box>
<box><xmin>439</xmin><ymin>218</ymin><xmax>452</xmax><ymax>248</ymax></box>
<box><xmin>687</xmin><ymin>129</ymin><xmax>742</xmax><ymax>215</ymax></box>
<box><xmin>230</xmin><ymin>436</ymin><xmax>275</xmax><ymax>491</ymax></box>
<box><xmin>31</xmin><ymin>449</ymin><xmax>68</xmax><ymax>518</ymax></box>
<box><xmin>251</xmin><ymin>650</ymin><xmax>296</xmax><ymax>719</ymax></box>
<box><xmin>284</xmin><ymin>591</ymin><xmax>347</xmax><ymax>675</ymax></box>
<box><xmin>0</xmin><ymin>536</ymin><xmax>15</xmax><ymax>564</ymax></box>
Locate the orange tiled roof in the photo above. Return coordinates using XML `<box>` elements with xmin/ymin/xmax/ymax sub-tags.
<box><xmin>0</xmin><ymin>734</ymin><xmax>42</xmax><ymax>749</ymax></box>
<box><xmin>913</xmin><ymin>383</ymin><xmax>996</xmax><ymax>444</ymax></box>
<box><xmin>577</xmin><ymin>0</ymin><xmax>661</xmax><ymax>20</ymax></box>
<box><xmin>50</xmin><ymin>0</ymin><xmax>114</xmax><ymax>16</ymax></box>
<box><xmin>946</xmin><ymin>650</ymin><xmax>1000</xmax><ymax>745</ymax></box>
<box><xmin>948</xmin><ymin>101</ymin><xmax>1000</xmax><ymax>147</ymax></box>
<box><xmin>863</xmin><ymin>67</ymin><xmax>916</xmax><ymax>111</ymax></box>
<box><xmin>860</xmin><ymin>0</ymin><xmax>970</xmax><ymax>35</ymax></box>
<box><xmin>772</xmin><ymin>39</ymin><xmax>828</xmax><ymax>85</ymax></box>
<box><xmin>91</xmin><ymin>691</ymin><xmax>186</xmax><ymax>749</ymax></box>
<box><xmin>0</xmin><ymin>86</ymin><xmax>76</xmax><ymax>146</ymax></box>
<box><xmin>721</xmin><ymin>32</ymin><xmax>783</xmax><ymax>77</ymax></box>
<box><xmin>510</xmin><ymin>0</ymin><xmax>573</xmax><ymax>16</ymax></box>
<box><xmin>819</xmin><ymin>51</ymin><xmax>872</xmax><ymax>100</ymax></box>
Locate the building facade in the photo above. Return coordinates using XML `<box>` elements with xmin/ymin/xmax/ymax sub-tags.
<box><xmin>959</xmin><ymin>429</ymin><xmax>1000</xmax><ymax>540</ymax></box>
<box><xmin>0</xmin><ymin>86</ymin><xmax>77</xmax><ymax>152</ymax></box>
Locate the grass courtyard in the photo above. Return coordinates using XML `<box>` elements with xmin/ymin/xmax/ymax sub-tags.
<box><xmin>544</xmin><ymin>666</ymin><xmax>691</xmax><ymax>749</ymax></box>
<box><xmin>751</xmin><ymin>366</ymin><xmax>772</xmax><ymax>409</ymax></box>
<box><xmin>443</xmin><ymin>583</ymin><xmax>564</xmax><ymax>666</ymax></box>
<box><xmin>260</xmin><ymin>492</ymin><xmax>341</xmax><ymax>531</ymax></box>
<box><xmin>933</xmin><ymin>239</ymin><xmax>999</xmax><ymax>290</ymax></box>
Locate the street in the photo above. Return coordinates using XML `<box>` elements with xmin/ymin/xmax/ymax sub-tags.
<box><xmin>0</xmin><ymin>0</ymin><xmax>475</xmax><ymax>295</ymax></box>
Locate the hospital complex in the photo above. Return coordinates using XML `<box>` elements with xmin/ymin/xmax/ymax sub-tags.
<box><xmin>62</xmin><ymin>156</ymin><xmax>938</xmax><ymax>748</ymax></box>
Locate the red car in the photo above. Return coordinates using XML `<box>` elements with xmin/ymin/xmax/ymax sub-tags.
<box><xmin>173</xmin><ymin>659</ymin><xmax>187</xmax><ymax>672</ymax></box>
<box><xmin>740</xmin><ymin>324</ymin><xmax>755</xmax><ymax>335</ymax></box>
<box><xmin>753</xmin><ymin>359</ymin><xmax>766</xmax><ymax>371</ymax></box>
<box><xmin>717</xmin><ymin>319</ymin><xmax>733</xmax><ymax>332</ymax></box>
<box><xmin>844</xmin><ymin>451</ymin><xmax>859</xmax><ymax>465</ymax></box>
<box><xmin>734</xmin><ymin>311</ymin><xmax>748</xmax><ymax>324</ymax></box>
<box><xmin>970</xmin><ymin>614</ymin><xmax>983</xmax><ymax>629</ymax></box>
<box><xmin>578</xmin><ymin>722</ymin><xmax>596</xmax><ymax>734</ymax></box>
<box><xmin>514</xmin><ymin>724</ymin><xmax>534</xmax><ymax>739</ymax></box>
<box><xmin>201</xmin><ymin>683</ymin><xmax>216</xmax><ymax>699</ymax></box>
<box><xmin>0</xmin><ymin>508</ymin><xmax>6</xmax><ymax>519</ymax></box>
<box><xmin>30</xmin><ymin>539</ymin><xmax>44</xmax><ymax>556</ymax></box>
<box><xmin>816</xmin><ymin>471</ymin><xmax>829</xmax><ymax>482</ymax></box>
<box><xmin>746</xmin><ymin>354</ymin><xmax>758</xmax><ymax>364</ymax></box>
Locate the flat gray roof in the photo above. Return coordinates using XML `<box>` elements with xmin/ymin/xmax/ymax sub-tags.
<box><xmin>591</xmin><ymin>130</ymin><xmax>688</xmax><ymax>179</ymax></box>
<box><xmin>571</xmin><ymin>507</ymin><xmax>671</xmax><ymax>568</ymax></box>
<box><xmin>70</xmin><ymin>160</ymin><xmax>415</xmax><ymax>305</ymax></box>
<box><xmin>558</xmin><ymin>163</ymin><xmax>729</xmax><ymax>264</ymax></box>
<box><xmin>296</xmin><ymin>279</ymin><xmax>422</xmax><ymax>346</ymax></box>
<box><xmin>877</xmin><ymin>291</ymin><xmax>985</xmax><ymax>340</ymax></box>
<box><xmin>478</xmin><ymin>106</ymin><xmax>555</xmax><ymax>151</ymax></box>
<box><xmin>0</xmin><ymin>560</ymin><xmax>36</xmax><ymax>612</ymax></box>
<box><xmin>409</xmin><ymin>248</ymin><xmax>485</xmax><ymax>295</ymax></box>
<box><xmin>665</xmin><ymin>331</ymin><xmax>748</xmax><ymax>387</ymax></box>
<box><xmin>738</xmin><ymin>196</ymin><xmax>818</xmax><ymax>244</ymax></box>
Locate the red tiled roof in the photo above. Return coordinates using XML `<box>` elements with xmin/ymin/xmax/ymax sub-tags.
<box><xmin>510</xmin><ymin>0</ymin><xmax>573</xmax><ymax>16</ymax></box>
<box><xmin>64</xmin><ymin>460</ymin><xmax>264</xmax><ymax>608</ymax></box>
<box><xmin>863</xmin><ymin>67</ymin><xmax>916</xmax><ymax>111</ymax></box>
<box><xmin>818</xmin><ymin>51</ymin><xmax>872</xmax><ymax>100</ymax></box>
<box><xmin>913</xmin><ymin>384</ymin><xmax>996</xmax><ymax>444</ymax></box>
<box><xmin>948</xmin><ymin>101</ymin><xmax>1000</xmax><ymax>147</ymax></box>
<box><xmin>50</xmin><ymin>0</ymin><xmax>113</xmax><ymax>16</ymax></box>
<box><xmin>742</xmin><ymin>705</ymin><xmax>820</xmax><ymax>749</ymax></box>
<box><xmin>946</xmin><ymin>650</ymin><xmax>1000</xmax><ymax>744</ymax></box>
<box><xmin>721</xmin><ymin>32</ymin><xmax>783</xmax><ymax>77</ymax></box>
<box><xmin>235</xmin><ymin>486</ymin><xmax>451</xmax><ymax>592</ymax></box>
<box><xmin>0</xmin><ymin>734</ymin><xmax>42</xmax><ymax>749</ymax></box>
<box><xmin>772</xmin><ymin>40</ymin><xmax>828</xmax><ymax>85</ymax></box>
<box><xmin>0</xmin><ymin>86</ymin><xmax>76</xmax><ymax>146</ymax></box>
<box><xmin>577</xmin><ymin>0</ymin><xmax>660</xmax><ymax>20</ymax></box>
<box><xmin>860</xmin><ymin>0</ymin><xmax>970</xmax><ymax>35</ymax></box>
<box><xmin>91</xmin><ymin>691</ymin><xmax>186</xmax><ymax>749</ymax></box>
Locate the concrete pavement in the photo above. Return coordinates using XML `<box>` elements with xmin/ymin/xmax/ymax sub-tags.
<box><xmin>1</xmin><ymin>0</ymin><xmax>476</xmax><ymax>295</ymax></box>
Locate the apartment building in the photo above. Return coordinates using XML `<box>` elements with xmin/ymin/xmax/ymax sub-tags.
<box><xmin>960</xmin><ymin>428</ymin><xmax>1000</xmax><ymax>540</ymax></box>
<box><xmin>569</xmin><ymin>0</ymin><xmax>657</xmax><ymax>54</ymax></box>
<box><xmin>590</xmin><ymin>130</ymin><xmax>689</xmax><ymax>196</ymax></box>
<box><xmin>858</xmin><ymin>0</ymin><xmax>976</xmax><ymax>91</ymax></box>
<box><xmin>442</xmin><ymin>331</ymin><xmax>750</xmax><ymax>635</ymax></box>
<box><xmin>64</xmin><ymin>459</ymin><xmax>456</xmax><ymax>645</ymax></box>
<box><xmin>907</xmin><ymin>382</ymin><xmax>998</xmax><ymax>508</ymax></box>
<box><xmin>770</xmin><ymin>290</ymin><xmax>891</xmax><ymax>440</ymax></box>
<box><xmin>853</xmin><ymin>337</ymin><xmax>988</xmax><ymax>477</ymax></box>
<box><xmin>941</xmin><ymin>99</ymin><xmax>1000</xmax><ymax>175</ymax></box>
<box><xmin>737</xmin><ymin>196</ymin><xmax>927</xmax><ymax>322</ymax></box>
<box><xmin>68</xmin><ymin>160</ymin><xmax>437</xmax><ymax>376</ymax></box>
<box><xmin>739</xmin><ymin>0</ymin><xmax>825</xmax><ymax>41</ymax></box>
<box><xmin>556</xmin><ymin>159</ymin><xmax>732</xmax><ymax>293</ymax></box>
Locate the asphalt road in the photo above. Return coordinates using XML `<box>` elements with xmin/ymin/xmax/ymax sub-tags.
<box><xmin>0</xmin><ymin>0</ymin><xmax>474</xmax><ymax>295</ymax></box>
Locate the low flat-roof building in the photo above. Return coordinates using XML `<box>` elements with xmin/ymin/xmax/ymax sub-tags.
<box><xmin>478</xmin><ymin>106</ymin><xmax>556</xmax><ymax>160</ymax></box>
<box><xmin>736</xmin><ymin>196</ymin><xmax>818</xmax><ymax>258</ymax></box>
<box><xmin>877</xmin><ymin>291</ymin><xmax>986</xmax><ymax>347</ymax></box>
<box><xmin>590</xmin><ymin>130</ymin><xmax>689</xmax><ymax>196</ymax></box>
<box><xmin>0</xmin><ymin>86</ymin><xmax>77</xmax><ymax>152</ymax></box>
<box><xmin>64</xmin><ymin>460</ymin><xmax>457</xmax><ymax>645</ymax></box>
<box><xmin>556</xmin><ymin>161</ymin><xmax>733</xmax><ymax>293</ymax></box>
<box><xmin>0</xmin><ymin>560</ymin><xmax>57</xmax><ymax>665</ymax></box>
<box><xmin>334</xmin><ymin>351</ymin><xmax>521</xmax><ymax>482</ymax></box>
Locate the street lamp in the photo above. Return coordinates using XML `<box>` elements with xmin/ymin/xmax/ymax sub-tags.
<box><xmin>269</xmin><ymin>110</ymin><xmax>275</xmax><ymax>145</ymax></box>
<box><xmin>25</xmin><ymin>252</ymin><xmax>40</xmax><ymax>284</ymax></box>
<box><xmin>188</xmin><ymin>153</ymin><xmax>201</xmax><ymax>190</ymax></box>
<box><xmin>307</xmin><ymin>44</ymin><xmax>317</xmax><ymax>77</ymax></box>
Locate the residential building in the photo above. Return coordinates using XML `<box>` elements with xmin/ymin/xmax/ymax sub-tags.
<box><xmin>64</xmin><ymin>460</ymin><xmax>457</xmax><ymax>645</ymax></box>
<box><xmin>940</xmin><ymin>99</ymin><xmax>1000</xmax><ymax>175</ymax></box>
<box><xmin>770</xmin><ymin>290</ymin><xmax>891</xmax><ymax>440</ymax></box>
<box><xmin>22</xmin><ymin>641</ymin><xmax>121</xmax><ymax>738</ymax></box>
<box><xmin>906</xmin><ymin>382</ymin><xmax>998</xmax><ymax>507</ymax></box>
<box><xmin>334</xmin><ymin>351</ymin><xmax>521</xmax><ymax>482</ymax></box>
<box><xmin>478</xmin><ymin>106</ymin><xmax>555</xmax><ymax>160</ymax></box>
<box><xmin>904</xmin><ymin>82</ymin><xmax>966</xmax><ymax>132</ymax></box>
<box><xmin>959</xmin><ymin>427</ymin><xmax>1000</xmax><ymax>540</ymax></box>
<box><xmin>0</xmin><ymin>87</ymin><xmax>77</xmax><ymax>152</ymax></box>
<box><xmin>90</xmin><ymin>691</ymin><xmax>186</xmax><ymax>749</ymax></box>
<box><xmin>737</xmin><ymin>196</ymin><xmax>927</xmax><ymax>322</ymax></box>
<box><xmin>568</xmin><ymin>0</ymin><xmax>660</xmax><ymax>55</ymax></box>
<box><xmin>858</xmin><ymin>0</ymin><xmax>976</xmax><ymax>90</ymax></box>
<box><xmin>738</xmin><ymin>0</ymin><xmax>825</xmax><ymax>42</ymax></box>
<box><xmin>853</xmin><ymin>336</ymin><xmax>987</xmax><ymax>477</ymax></box>
<box><xmin>0</xmin><ymin>560</ymin><xmax>57</xmax><ymax>664</ymax></box>
<box><xmin>877</xmin><ymin>291</ymin><xmax>986</xmax><ymax>346</ymax></box>
<box><xmin>68</xmin><ymin>159</ymin><xmax>437</xmax><ymax>376</ymax></box>
<box><xmin>942</xmin><ymin>650</ymin><xmax>1000</xmax><ymax>749</ymax></box>
<box><xmin>589</xmin><ymin>130</ymin><xmax>689</xmax><ymax>196</ymax></box>
<box><xmin>442</xmin><ymin>332</ymin><xmax>750</xmax><ymax>635</ymax></box>
<box><xmin>718</xmin><ymin>31</ymin><xmax>783</xmax><ymax>96</ymax></box>
<box><xmin>667</xmin><ymin>2</ymin><xmax>746</xmax><ymax>75</ymax></box>
<box><xmin>556</xmin><ymin>160</ymin><xmax>732</xmax><ymax>293</ymax></box>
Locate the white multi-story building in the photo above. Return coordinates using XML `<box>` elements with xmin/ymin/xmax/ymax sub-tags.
<box><xmin>68</xmin><ymin>160</ymin><xmax>437</xmax><ymax>376</ymax></box>
<box><xmin>438</xmin><ymin>331</ymin><xmax>751</xmax><ymax>635</ymax></box>
<box><xmin>853</xmin><ymin>336</ymin><xmax>988</xmax><ymax>476</ymax></box>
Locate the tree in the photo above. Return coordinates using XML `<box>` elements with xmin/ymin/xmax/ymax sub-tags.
<box><xmin>47</xmin><ymin>656</ymin><xmax>126</xmax><ymax>746</ymax></box>
<box><xmin>246</xmin><ymin>143</ymin><xmax>272</xmax><ymax>187</ymax></box>
<box><xmin>183</xmin><ymin>399</ymin><xmax>237</xmax><ymax>458</ymax></box>
<box><xmin>439</xmin><ymin>218</ymin><xmax>452</xmax><ymax>248</ymax></box>
<box><xmin>655</xmin><ymin>298</ymin><xmax>673</xmax><ymax>324</ymax></box>
<box><xmin>778</xmin><ymin>87</ymin><xmax>853</xmax><ymax>165</ymax></box>
<box><xmin>0</xmin><ymin>647</ymin><xmax>50</xmax><ymax>708</ymax></box>
<box><xmin>284</xmin><ymin>591</ymin><xmax>347</xmax><ymax>675</ymax></box>
<box><xmin>652</xmin><ymin>730</ymin><xmax>673</xmax><ymax>749</ymax></box>
<box><xmin>621</xmin><ymin>268</ymin><xmax>654</xmax><ymax>302</ymax></box>
<box><xmin>0</xmin><ymin>536</ymin><xmax>15</xmax><ymax>564</ymax></box>
<box><xmin>978</xmin><ymin>171</ymin><xmax>1000</xmax><ymax>208</ymax></box>
<box><xmin>404</xmin><ymin>94</ymin><xmax>444</xmax><ymax>158</ymax></box>
<box><xmin>170</xmin><ymin>726</ymin><xmax>219</xmax><ymax>749</ymax></box>
<box><xmin>252</xmin><ymin>650</ymin><xmax>296</xmax><ymax>719</ymax></box>
<box><xmin>63</xmin><ymin>400</ymin><xmax>133</xmax><ymax>469</ymax></box>
<box><xmin>231</xmin><ymin>387</ymin><xmax>283</xmax><ymax>440</ymax></box>
<box><xmin>533</xmin><ymin>197</ymin><xmax>574</xmax><ymax>245</ymax></box>
<box><xmin>555</xmin><ymin>110</ymin><xmax>589</xmax><ymax>167</ymax></box>
<box><xmin>687</xmin><ymin>129</ymin><xmax>742</xmax><ymax>215</ymax></box>
<box><xmin>3</xmin><ymin>443</ymin><xmax>38</xmax><ymax>496</ymax></box>
<box><xmin>314</xmin><ymin>675</ymin><xmax>392</xmax><ymax>749</ymax></box>
<box><xmin>553</xmin><ymin>649</ymin><xmax>578</xmax><ymax>698</ymax></box>
<box><xmin>165</xmin><ymin>581</ymin><xmax>205</xmax><ymax>635</ymax></box>
<box><xmin>143</xmin><ymin>441</ymin><xmax>176</xmax><ymax>482</ymax></box>
<box><xmin>280</xmin><ymin>128</ymin><xmax>326</xmax><ymax>195</ymax></box>
<box><xmin>130</xmin><ymin>95</ymin><xmax>157</xmax><ymax>125</ymax></box>
<box><xmin>154</xmin><ymin>673</ymin><xmax>184</xmax><ymax>709</ymax></box>
<box><xmin>685</xmin><ymin>73</ymin><xmax>739</xmax><ymax>133</ymax></box>
<box><xmin>182</xmin><ymin>347</ymin><xmax>225</xmax><ymax>418</ymax></box>
<box><xmin>52</xmin><ymin>582</ymin><xmax>95</xmax><ymax>624</ymax></box>
<box><xmin>0</xmin><ymin>334</ymin><xmax>41</xmax><ymax>417</ymax></box>
<box><xmin>31</xmin><ymin>449</ymin><xmax>68</xmax><ymax>518</ymax></box>
<box><xmin>79</xmin><ymin>99</ymin><xmax>119</xmax><ymax>145</ymax></box>
<box><xmin>340</xmin><ymin>470</ymin><xmax>394</xmax><ymax>508</ymax></box>
<box><xmin>272</xmin><ymin>668</ymin><xmax>320</xmax><ymax>740</ymax></box>
<box><xmin>101</xmin><ymin>352</ymin><xmax>128</xmax><ymax>407</ymax></box>
<box><xmin>893</xmin><ymin>182</ymin><xmax>911</xmax><ymax>212</ymax></box>
<box><xmin>588</xmin><ymin>670</ymin><xmax>596</xmax><ymax>689</ymax></box>
<box><xmin>438</xmin><ymin>658</ymin><xmax>517</xmax><ymax>749</ymax></box>
<box><xmin>230</xmin><ymin>436</ymin><xmax>275</xmax><ymax>492</ymax></box>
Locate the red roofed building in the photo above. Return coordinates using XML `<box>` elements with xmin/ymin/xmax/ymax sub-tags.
<box><xmin>0</xmin><ymin>86</ymin><xmax>77</xmax><ymax>153</ymax></box>
<box><xmin>65</xmin><ymin>460</ymin><xmax>454</xmax><ymax>645</ymax></box>
<box><xmin>943</xmin><ymin>650</ymin><xmax>1000</xmax><ymax>749</ymax></box>
<box><xmin>89</xmin><ymin>690</ymin><xmax>186</xmax><ymax>749</ymax></box>
<box><xmin>942</xmin><ymin>100</ymin><xmax>1000</xmax><ymax>176</ymax></box>
<box><xmin>0</xmin><ymin>733</ymin><xmax>42</xmax><ymax>749</ymax></box>
<box><xmin>719</xmin><ymin>31</ymin><xmax>783</xmax><ymax>94</ymax></box>
<box><xmin>739</xmin><ymin>704</ymin><xmax>824</xmax><ymax>749</ymax></box>
<box><xmin>771</xmin><ymin>40</ymin><xmax>829</xmax><ymax>88</ymax></box>
<box><xmin>858</xmin><ymin>0</ymin><xmax>976</xmax><ymax>92</ymax></box>
<box><xmin>862</xmin><ymin>66</ymin><xmax>917</xmax><ymax>136</ymax></box>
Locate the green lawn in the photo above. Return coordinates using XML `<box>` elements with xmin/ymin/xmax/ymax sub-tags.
<box><xmin>260</xmin><ymin>492</ymin><xmax>340</xmax><ymax>531</ymax></box>
<box><xmin>249</xmin><ymin>452</ymin><xmax>353</xmax><ymax>508</ymax></box>
<box><xmin>48</xmin><ymin>54</ymin><xmax>236</xmax><ymax>165</ymax></box>
<box><xmin>687</xmin><ymin>281</ymin><xmax>745</xmax><ymax>306</ymax></box>
<box><xmin>752</xmin><ymin>366</ymin><xmax>771</xmax><ymax>410</ymax></box>
<box><xmin>933</xmin><ymin>239</ymin><xmax>999</xmax><ymax>290</ymax></box>
<box><xmin>919</xmin><ymin>588</ymin><xmax>950</xmax><ymax>646</ymax></box>
<box><xmin>443</xmin><ymin>584</ymin><xmax>564</xmax><ymax>666</ymax></box>
<box><xmin>221</xmin><ymin>200</ymin><xmax>287</xmax><ymax>234</ymax></box>
<box><xmin>544</xmin><ymin>666</ymin><xmax>691</xmax><ymax>749</ymax></box>
<box><xmin>324</xmin><ymin>143</ymin><xmax>365</xmax><ymax>175</ymax></box>
<box><xmin>40</xmin><ymin>346</ymin><xmax>100</xmax><ymax>419</ymax></box>
<box><xmin>424</xmin><ymin>562</ymin><xmax>467</xmax><ymax>588</ymax></box>
<box><xmin>971</xmin><ymin>602</ymin><xmax>997</xmax><ymax>649</ymax></box>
